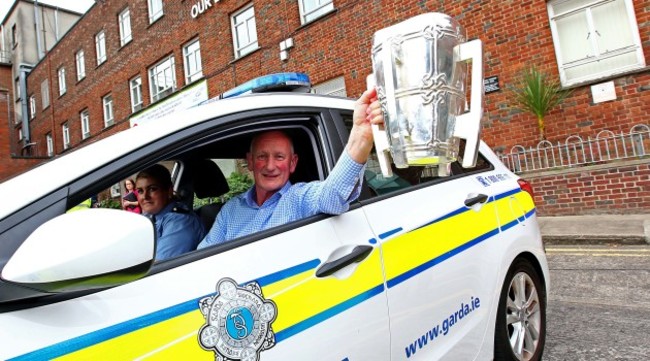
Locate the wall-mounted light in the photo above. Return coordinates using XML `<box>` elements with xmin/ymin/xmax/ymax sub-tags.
<box><xmin>279</xmin><ymin>38</ymin><xmax>295</xmax><ymax>61</ymax></box>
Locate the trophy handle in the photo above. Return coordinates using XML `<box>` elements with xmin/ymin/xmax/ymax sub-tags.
<box><xmin>367</xmin><ymin>74</ymin><xmax>394</xmax><ymax>177</ymax></box>
<box><xmin>453</xmin><ymin>39</ymin><xmax>484</xmax><ymax>168</ymax></box>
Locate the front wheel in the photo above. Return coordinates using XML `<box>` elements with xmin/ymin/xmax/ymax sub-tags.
<box><xmin>494</xmin><ymin>258</ymin><xmax>546</xmax><ymax>361</ymax></box>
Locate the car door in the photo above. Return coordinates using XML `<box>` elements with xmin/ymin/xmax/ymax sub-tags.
<box><xmin>359</xmin><ymin>148</ymin><xmax>507</xmax><ymax>360</ymax></box>
<box><xmin>0</xmin><ymin>109</ymin><xmax>390</xmax><ymax>360</ymax></box>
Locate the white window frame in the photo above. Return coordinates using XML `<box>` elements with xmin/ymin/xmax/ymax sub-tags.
<box><xmin>46</xmin><ymin>133</ymin><xmax>53</xmax><ymax>156</ymax></box>
<box><xmin>547</xmin><ymin>0</ymin><xmax>645</xmax><ymax>87</ymax></box>
<box><xmin>96</xmin><ymin>31</ymin><xmax>107</xmax><ymax>65</ymax></box>
<box><xmin>29</xmin><ymin>95</ymin><xmax>36</xmax><ymax>119</ymax></box>
<box><xmin>18</xmin><ymin>128</ymin><xmax>23</xmax><ymax>141</ymax></box>
<box><xmin>130</xmin><ymin>76</ymin><xmax>143</xmax><ymax>112</ymax></box>
<box><xmin>103</xmin><ymin>94</ymin><xmax>114</xmax><ymax>127</ymax></box>
<box><xmin>149</xmin><ymin>56</ymin><xmax>176</xmax><ymax>102</ymax></box>
<box><xmin>148</xmin><ymin>0</ymin><xmax>164</xmax><ymax>24</ymax></box>
<box><xmin>231</xmin><ymin>4</ymin><xmax>258</xmax><ymax>58</ymax></box>
<box><xmin>41</xmin><ymin>80</ymin><xmax>49</xmax><ymax>109</ymax></box>
<box><xmin>298</xmin><ymin>0</ymin><xmax>334</xmax><ymax>24</ymax></box>
<box><xmin>183</xmin><ymin>38</ymin><xmax>203</xmax><ymax>84</ymax></box>
<box><xmin>119</xmin><ymin>8</ymin><xmax>132</xmax><ymax>46</ymax></box>
<box><xmin>62</xmin><ymin>122</ymin><xmax>70</xmax><ymax>150</ymax></box>
<box><xmin>80</xmin><ymin>109</ymin><xmax>90</xmax><ymax>139</ymax></box>
<box><xmin>76</xmin><ymin>50</ymin><xmax>86</xmax><ymax>80</ymax></box>
<box><xmin>58</xmin><ymin>67</ymin><xmax>66</xmax><ymax>96</ymax></box>
<box><xmin>312</xmin><ymin>76</ymin><xmax>347</xmax><ymax>97</ymax></box>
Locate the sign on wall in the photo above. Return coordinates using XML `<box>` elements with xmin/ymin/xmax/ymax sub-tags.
<box><xmin>484</xmin><ymin>76</ymin><xmax>500</xmax><ymax>94</ymax></box>
<box><xmin>129</xmin><ymin>80</ymin><xmax>209</xmax><ymax>127</ymax></box>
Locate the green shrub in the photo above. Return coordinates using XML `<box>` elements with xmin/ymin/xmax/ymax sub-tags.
<box><xmin>193</xmin><ymin>171</ymin><xmax>254</xmax><ymax>208</ymax></box>
<box><xmin>509</xmin><ymin>65</ymin><xmax>572</xmax><ymax>140</ymax></box>
<box><xmin>98</xmin><ymin>198</ymin><xmax>122</xmax><ymax>209</ymax></box>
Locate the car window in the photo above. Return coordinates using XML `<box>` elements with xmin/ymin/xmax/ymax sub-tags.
<box><xmin>340</xmin><ymin>112</ymin><xmax>492</xmax><ymax>198</ymax></box>
<box><xmin>64</xmin><ymin>121</ymin><xmax>326</xmax><ymax>260</ymax></box>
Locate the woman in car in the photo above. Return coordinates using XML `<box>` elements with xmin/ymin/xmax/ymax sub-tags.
<box><xmin>135</xmin><ymin>164</ymin><xmax>205</xmax><ymax>261</ymax></box>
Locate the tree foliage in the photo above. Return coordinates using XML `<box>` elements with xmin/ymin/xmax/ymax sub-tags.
<box><xmin>193</xmin><ymin>171</ymin><xmax>254</xmax><ymax>208</ymax></box>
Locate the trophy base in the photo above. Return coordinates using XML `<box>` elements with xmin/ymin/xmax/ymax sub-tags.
<box><xmin>392</xmin><ymin>139</ymin><xmax>460</xmax><ymax>168</ymax></box>
<box><xmin>407</xmin><ymin>156</ymin><xmax>455</xmax><ymax>166</ymax></box>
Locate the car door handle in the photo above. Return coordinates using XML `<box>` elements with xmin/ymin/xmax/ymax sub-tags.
<box><xmin>464</xmin><ymin>193</ymin><xmax>488</xmax><ymax>207</ymax></box>
<box><xmin>315</xmin><ymin>245</ymin><xmax>373</xmax><ymax>278</ymax></box>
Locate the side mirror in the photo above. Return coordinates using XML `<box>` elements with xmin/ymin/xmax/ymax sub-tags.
<box><xmin>1</xmin><ymin>209</ymin><xmax>155</xmax><ymax>293</ymax></box>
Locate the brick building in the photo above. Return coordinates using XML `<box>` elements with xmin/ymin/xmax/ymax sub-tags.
<box><xmin>0</xmin><ymin>0</ymin><xmax>82</xmax><ymax>177</ymax></box>
<box><xmin>2</xmin><ymin>0</ymin><xmax>649</xmax><ymax>215</ymax></box>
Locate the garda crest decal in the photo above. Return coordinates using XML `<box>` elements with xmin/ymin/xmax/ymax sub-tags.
<box><xmin>198</xmin><ymin>278</ymin><xmax>277</xmax><ymax>361</ymax></box>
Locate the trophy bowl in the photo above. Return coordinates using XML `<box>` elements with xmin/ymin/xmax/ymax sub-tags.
<box><xmin>371</xmin><ymin>13</ymin><xmax>484</xmax><ymax>173</ymax></box>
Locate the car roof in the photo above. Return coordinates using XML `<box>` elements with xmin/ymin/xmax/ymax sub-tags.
<box><xmin>0</xmin><ymin>93</ymin><xmax>355</xmax><ymax>220</ymax></box>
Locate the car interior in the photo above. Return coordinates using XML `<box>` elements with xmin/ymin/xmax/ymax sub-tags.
<box><xmin>172</xmin><ymin>127</ymin><xmax>323</xmax><ymax>232</ymax></box>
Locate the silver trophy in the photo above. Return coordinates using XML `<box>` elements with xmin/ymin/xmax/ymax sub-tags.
<box><xmin>369</xmin><ymin>13</ymin><xmax>483</xmax><ymax>177</ymax></box>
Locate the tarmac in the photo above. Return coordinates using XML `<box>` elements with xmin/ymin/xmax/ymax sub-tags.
<box><xmin>538</xmin><ymin>214</ymin><xmax>650</xmax><ymax>245</ymax></box>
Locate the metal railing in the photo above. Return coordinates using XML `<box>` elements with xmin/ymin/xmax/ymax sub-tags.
<box><xmin>497</xmin><ymin>124</ymin><xmax>650</xmax><ymax>174</ymax></box>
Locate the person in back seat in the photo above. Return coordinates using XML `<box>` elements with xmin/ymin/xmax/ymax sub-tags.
<box><xmin>197</xmin><ymin>87</ymin><xmax>383</xmax><ymax>248</ymax></box>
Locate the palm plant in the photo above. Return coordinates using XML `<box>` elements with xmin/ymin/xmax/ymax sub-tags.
<box><xmin>509</xmin><ymin>66</ymin><xmax>572</xmax><ymax>140</ymax></box>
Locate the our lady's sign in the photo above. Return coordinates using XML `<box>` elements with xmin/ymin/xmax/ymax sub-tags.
<box><xmin>191</xmin><ymin>0</ymin><xmax>220</xmax><ymax>19</ymax></box>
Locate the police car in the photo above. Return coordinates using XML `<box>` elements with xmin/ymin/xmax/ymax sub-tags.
<box><xmin>0</xmin><ymin>74</ymin><xmax>549</xmax><ymax>361</ymax></box>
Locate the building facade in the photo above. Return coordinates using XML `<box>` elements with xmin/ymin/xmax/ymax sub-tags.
<box><xmin>2</xmin><ymin>0</ymin><xmax>650</xmax><ymax>215</ymax></box>
<box><xmin>0</xmin><ymin>0</ymin><xmax>81</xmax><ymax>175</ymax></box>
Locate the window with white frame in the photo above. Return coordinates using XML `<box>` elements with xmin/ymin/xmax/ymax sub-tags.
<box><xmin>80</xmin><ymin>109</ymin><xmax>90</xmax><ymax>139</ymax></box>
<box><xmin>96</xmin><ymin>31</ymin><xmax>107</xmax><ymax>65</ymax></box>
<box><xmin>103</xmin><ymin>94</ymin><xmax>114</xmax><ymax>127</ymax></box>
<box><xmin>183</xmin><ymin>38</ymin><xmax>203</xmax><ymax>84</ymax></box>
<box><xmin>148</xmin><ymin>0</ymin><xmax>164</xmax><ymax>24</ymax></box>
<box><xmin>58</xmin><ymin>67</ymin><xmax>66</xmax><ymax>95</ymax></box>
<box><xmin>76</xmin><ymin>50</ymin><xmax>86</xmax><ymax>80</ymax></box>
<box><xmin>46</xmin><ymin>133</ymin><xmax>53</xmax><ymax>156</ymax></box>
<box><xmin>29</xmin><ymin>95</ymin><xmax>36</xmax><ymax>119</ymax></box>
<box><xmin>110</xmin><ymin>184</ymin><xmax>122</xmax><ymax>197</ymax></box>
<box><xmin>231</xmin><ymin>4</ymin><xmax>258</xmax><ymax>58</ymax></box>
<box><xmin>18</xmin><ymin>127</ymin><xmax>23</xmax><ymax>141</ymax></box>
<box><xmin>119</xmin><ymin>8</ymin><xmax>132</xmax><ymax>46</ymax></box>
<box><xmin>62</xmin><ymin>122</ymin><xmax>70</xmax><ymax>150</ymax></box>
<box><xmin>298</xmin><ymin>0</ymin><xmax>334</xmax><ymax>24</ymax></box>
<box><xmin>41</xmin><ymin>80</ymin><xmax>49</xmax><ymax>109</ymax></box>
<box><xmin>312</xmin><ymin>76</ymin><xmax>347</xmax><ymax>97</ymax></box>
<box><xmin>130</xmin><ymin>76</ymin><xmax>143</xmax><ymax>112</ymax></box>
<box><xmin>547</xmin><ymin>0</ymin><xmax>646</xmax><ymax>87</ymax></box>
<box><xmin>149</xmin><ymin>56</ymin><xmax>176</xmax><ymax>102</ymax></box>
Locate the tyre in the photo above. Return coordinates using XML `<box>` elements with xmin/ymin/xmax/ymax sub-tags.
<box><xmin>494</xmin><ymin>257</ymin><xmax>546</xmax><ymax>361</ymax></box>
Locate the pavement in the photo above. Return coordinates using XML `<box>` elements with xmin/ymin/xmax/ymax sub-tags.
<box><xmin>538</xmin><ymin>214</ymin><xmax>650</xmax><ymax>245</ymax></box>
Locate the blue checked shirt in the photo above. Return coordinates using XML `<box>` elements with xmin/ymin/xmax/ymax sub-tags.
<box><xmin>197</xmin><ymin>151</ymin><xmax>365</xmax><ymax>248</ymax></box>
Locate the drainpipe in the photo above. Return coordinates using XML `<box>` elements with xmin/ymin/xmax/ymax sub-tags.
<box><xmin>18</xmin><ymin>64</ymin><xmax>34</xmax><ymax>148</ymax></box>
<box><xmin>54</xmin><ymin>8</ymin><xmax>60</xmax><ymax>41</ymax></box>
<box><xmin>34</xmin><ymin>0</ymin><xmax>45</xmax><ymax>60</ymax></box>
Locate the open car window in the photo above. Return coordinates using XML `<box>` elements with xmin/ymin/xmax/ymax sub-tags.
<box><xmin>59</xmin><ymin>117</ymin><xmax>331</xmax><ymax>264</ymax></box>
<box><xmin>339</xmin><ymin>112</ymin><xmax>493</xmax><ymax>199</ymax></box>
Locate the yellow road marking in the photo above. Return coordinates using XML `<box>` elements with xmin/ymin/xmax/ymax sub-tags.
<box><xmin>547</xmin><ymin>253</ymin><xmax>650</xmax><ymax>257</ymax></box>
<box><xmin>546</xmin><ymin>248</ymin><xmax>650</xmax><ymax>253</ymax></box>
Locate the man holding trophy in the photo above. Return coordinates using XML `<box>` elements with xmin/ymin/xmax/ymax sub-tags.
<box><xmin>198</xmin><ymin>88</ymin><xmax>385</xmax><ymax>247</ymax></box>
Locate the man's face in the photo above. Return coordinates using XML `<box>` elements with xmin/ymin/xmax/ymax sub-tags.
<box><xmin>135</xmin><ymin>176</ymin><xmax>172</xmax><ymax>215</ymax></box>
<box><xmin>247</xmin><ymin>131</ymin><xmax>298</xmax><ymax>202</ymax></box>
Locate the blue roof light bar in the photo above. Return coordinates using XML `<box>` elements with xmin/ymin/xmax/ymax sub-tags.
<box><xmin>221</xmin><ymin>72</ymin><xmax>311</xmax><ymax>99</ymax></box>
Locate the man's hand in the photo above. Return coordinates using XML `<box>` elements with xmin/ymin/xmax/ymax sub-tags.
<box><xmin>346</xmin><ymin>87</ymin><xmax>384</xmax><ymax>163</ymax></box>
